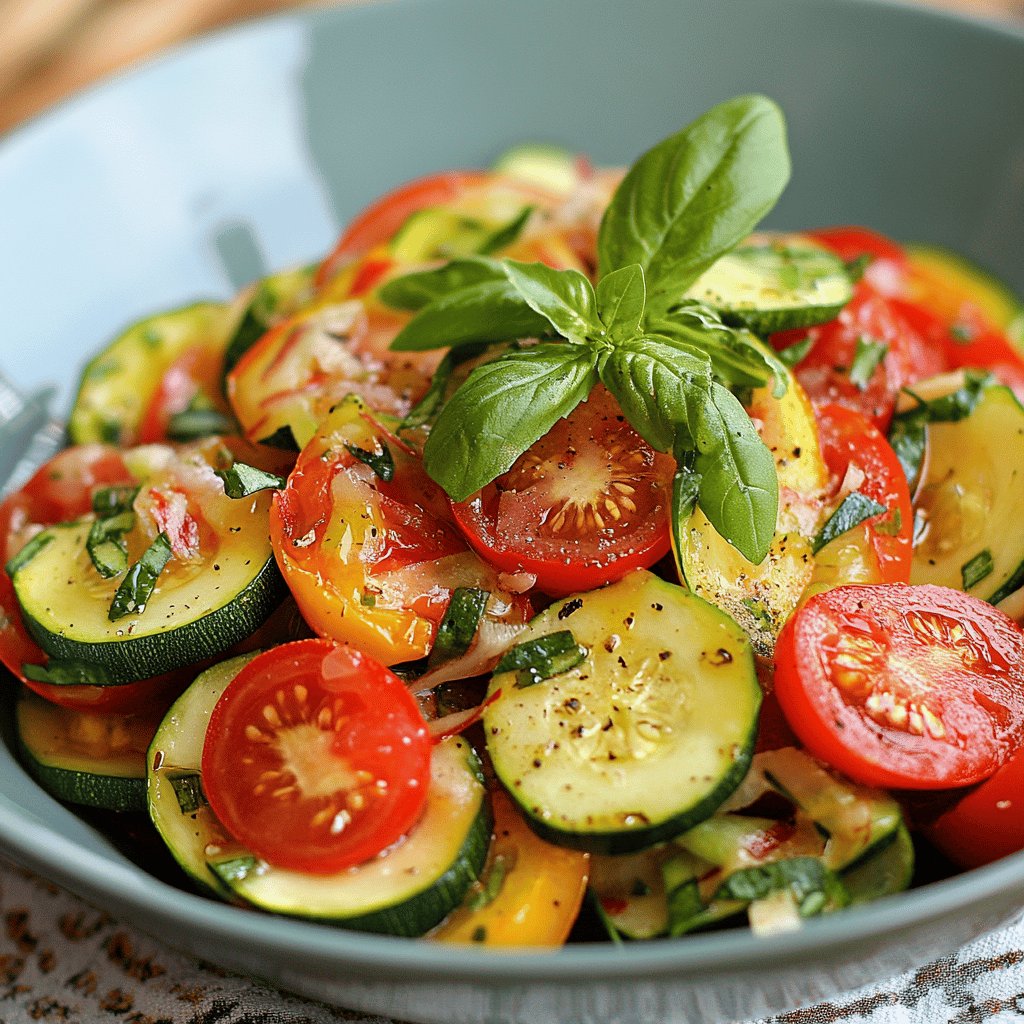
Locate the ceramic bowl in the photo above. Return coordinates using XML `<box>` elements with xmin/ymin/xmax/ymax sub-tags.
<box><xmin>1</xmin><ymin>1</ymin><xmax>1023</xmax><ymax>1021</ymax></box>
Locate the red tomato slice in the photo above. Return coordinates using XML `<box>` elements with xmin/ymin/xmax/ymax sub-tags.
<box><xmin>927</xmin><ymin>747</ymin><xmax>1024</xmax><ymax>869</ymax></box>
<box><xmin>315</xmin><ymin>171</ymin><xmax>488</xmax><ymax>289</ymax></box>
<box><xmin>450</xmin><ymin>388</ymin><xmax>674</xmax><ymax>597</ymax></box>
<box><xmin>202</xmin><ymin>639</ymin><xmax>431</xmax><ymax>874</ymax></box>
<box><xmin>772</xmin><ymin>281</ymin><xmax>947</xmax><ymax>432</ymax></box>
<box><xmin>774</xmin><ymin>584</ymin><xmax>1024</xmax><ymax>790</ymax></box>
<box><xmin>814</xmin><ymin>403</ymin><xmax>912</xmax><ymax>583</ymax></box>
<box><xmin>806</xmin><ymin>226</ymin><xmax>908</xmax><ymax>297</ymax></box>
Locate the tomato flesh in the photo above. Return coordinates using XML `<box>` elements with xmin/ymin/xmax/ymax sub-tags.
<box><xmin>202</xmin><ymin>639</ymin><xmax>431</xmax><ymax>874</ymax></box>
<box><xmin>451</xmin><ymin>389</ymin><xmax>674</xmax><ymax>596</ymax></box>
<box><xmin>774</xmin><ymin>584</ymin><xmax>1024</xmax><ymax>789</ymax></box>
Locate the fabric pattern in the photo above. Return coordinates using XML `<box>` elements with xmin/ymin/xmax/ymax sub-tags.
<box><xmin>0</xmin><ymin>858</ymin><xmax>1023</xmax><ymax>1024</ymax></box>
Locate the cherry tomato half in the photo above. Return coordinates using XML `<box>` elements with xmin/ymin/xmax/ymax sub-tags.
<box><xmin>202</xmin><ymin>639</ymin><xmax>431</xmax><ymax>874</ymax></box>
<box><xmin>927</xmin><ymin>747</ymin><xmax>1024</xmax><ymax>869</ymax></box>
<box><xmin>450</xmin><ymin>388</ymin><xmax>675</xmax><ymax>597</ymax></box>
<box><xmin>774</xmin><ymin>584</ymin><xmax>1024</xmax><ymax>790</ymax></box>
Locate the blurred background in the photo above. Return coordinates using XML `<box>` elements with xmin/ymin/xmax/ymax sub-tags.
<box><xmin>0</xmin><ymin>0</ymin><xmax>1022</xmax><ymax>136</ymax></box>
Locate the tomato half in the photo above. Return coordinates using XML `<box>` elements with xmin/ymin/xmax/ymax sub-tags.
<box><xmin>202</xmin><ymin>639</ymin><xmax>431</xmax><ymax>874</ymax></box>
<box><xmin>772</xmin><ymin>281</ymin><xmax>946</xmax><ymax>433</ymax></box>
<box><xmin>927</xmin><ymin>747</ymin><xmax>1024</xmax><ymax>869</ymax></box>
<box><xmin>814</xmin><ymin>403</ymin><xmax>912</xmax><ymax>584</ymax></box>
<box><xmin>774</xmin><ymin>584</ymin><xmax>1024</xmax><ymax>790</ymax></box>
<box><xmin>451</xmin><ymin>389</ymin><xmax>674</xmax><ymax>597</ymax></box>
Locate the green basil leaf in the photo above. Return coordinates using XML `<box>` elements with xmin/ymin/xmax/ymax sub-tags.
<box><xmin>596</xmin><ymin>264</ymin><xmax>647</xmax><ymax>343</ymax></box>
<box><xmin>379</xmin><ymin>257</ymin><xmax>505</xmax><ymax>312</ymax></box>
<box><xmin>598</xmin><ymin>95</ymin><xmax>791</xmax><ymax>315</ymax></box>
<box><xmin>430</xmin><ymin>587</ymin><xmax>490</xmax><ymax>667</ymax></box>
<box><xmin>776</xmin><ymin>335</ymin><xmax>814</xmax><ymax>369</ymax></box>
<box><xmin>714</xmin><ymin>857</ymin><xmax>848</xmax><ymax>917</ymax></box>
<box><xmin>502</xmin><ymin>260</ymin><xmax>602</xmax><ymax>343</ymax></box>
<box><xmin>811</xmin><ymin>491</ymin><xmax>887</xmax><ymax>554</ymax></box>
<box><xmin>494</xmin><ymin>629</ymin><xmax>588</xmax><ymax>688</ymax></box>
<box><xmin>600</xmin><ymin>336</ymin><xmax>712</xmax><ymax>452</ymax></box>
<box><xmin>399</xmin><ymin>342</ymin><xmax>493</xmax><ymax>431</ymax></box>
<box><xmin>215</xmin><ymin>462</ymin><xmax>287</xmax><ymax>498</ymax></box>
<box><xmin>108</xmin><ymin>532</ymin><xmax>173</xmax><ymax>621</ymax></box>
<box><xmin>389</xmin><ymin>278</ymin><xmax>555</xmax><ymax>352</ymax></box>
<box><xmin>344</xmin><ymin>442</ymin><xmax>395</xmax><ymax>483</ymax></box>
<box><xmin>670</xmin><ymin>459</ymin><xmax>702</xmax><ymax>570</ymax></box>
<box><xmin>962</xmin><ymin>549</ymin><xmax>994</xmax><ymax>590</ymax></box>
<box><xmin>91</xmin><ymin>486</ymin><xmax>139</xmax><ymax>517</ymax></box>
<box><xmin>424</xmin><ymin>343</ymin><xmax>599</xmax><ymax>501</ymax></box>
<box><xmin>692</xmin><ymin>383</ymin><xmax>779</xmax><ymax>566</ymax></box>
<box><xmin>848</xmin><ymin>335</ymin><xmax>889</xmax><ymax>390</ymax></box>
<box><xmin>87</xmin><ymin>509</ymin><xmax>136</xmax><ymax>579</ymax></box>
<box><xmin>166</xmin><ymin>407</ymin><xmax>235</xmax><ymax>441</ymax></box>
<box><xmin>23</xmin><ymin>658</ymin><xmax>112</xmax><ymax>686</ymax></box>
<box><xmin>478</xmin><ymin>206</ymin><xmax>535</xmax><ymax>255</ymax></box>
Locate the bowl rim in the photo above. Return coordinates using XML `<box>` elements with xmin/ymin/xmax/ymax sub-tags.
<box><xmin>1</xmin><ymin>0</ymin><xmax>1024</xmax><ymax>987</ymax></box>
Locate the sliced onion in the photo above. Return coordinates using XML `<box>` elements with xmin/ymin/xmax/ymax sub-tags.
<box><xmin>427</xmin><ymin>688</ymin><xmax>502</xmax><ymax>743</ymax></box>
<box><xmin>410</xmin><ymin>617</ymin><xmax>526</xmax><ymax>692</ymax></box>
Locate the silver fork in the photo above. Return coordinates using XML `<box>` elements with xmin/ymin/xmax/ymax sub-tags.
<box><xmin>0</xmin><ymin>374</ymin><xmax>64</xmax><ymax>496</ymax></box>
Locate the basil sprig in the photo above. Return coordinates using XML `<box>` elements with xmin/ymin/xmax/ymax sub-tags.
<box><xmin>384</xmin><ymin>95</ymin><xmax>792</xmax><ymax>564</ymax></box>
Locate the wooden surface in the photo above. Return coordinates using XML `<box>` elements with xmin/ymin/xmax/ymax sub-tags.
<box><xmin>0</xmin><ymin>0</ymin><xmax>1022</xmax><ymax>136</ymax></box>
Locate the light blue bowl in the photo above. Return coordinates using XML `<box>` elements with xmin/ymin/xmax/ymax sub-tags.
<box><xmin>0</xmin><ymin>1</ymin><xmax>1022</xmax><ymax>1021</ymax></box>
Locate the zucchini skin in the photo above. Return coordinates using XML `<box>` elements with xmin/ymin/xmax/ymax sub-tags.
<box><xmin>19</xmin><ymin>555</ymin><xmax>287</xmax><ymax>685</ymax></box>
<box><xmin>16</xmin><ymin>751</ymin><xmax>146</xmax><ymax>813</ymax></box>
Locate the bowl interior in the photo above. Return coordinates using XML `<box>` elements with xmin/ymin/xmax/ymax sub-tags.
<box><xmin>0</xmin><ymin>0</ymin><xmax>1023</xmax><ymax>996</ymax></box>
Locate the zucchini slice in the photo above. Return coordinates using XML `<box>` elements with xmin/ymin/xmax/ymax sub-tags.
<box><xmin>909</xmin><ymin>382</ymin><xmax>1024</xmax><ymax>604</ymax></box>
<box><xmin>684</xmin><ymin>234</ymin><xmax>854</xmax><ymax>335</ymax></box>
<box><xmin>492</xmin><ymin>143</ymin><xmax>580</xmax><ymax>195</ymax></box>
<box><xmin>674</xmin><ymin>363</ymin><xmax>827</xmax><ymax>655</ymax></box>
<box><xmin>16</xmin><ymin>690</ymin><xmax>162</xmax><ymax>812</ymax></box>
<box><xmin>10</xmin><ymin>444</ymin><xmax>286</xmax><ymax>684</ymax></box>
<box><xmin>483</xmin><ymin>570</ymin><xmax>760</xmax><ymax>854</ymax></box>
<box><xmin>69</xmin><ymin>302</ymin><xmax>234</xmax><ymax>446</ymax></box>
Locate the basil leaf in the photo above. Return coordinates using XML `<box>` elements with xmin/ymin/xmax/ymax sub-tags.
<box><xmin>598</xmin><ymin>94</ymin><xmax>791</xmax><ymax>316</ymax></box>
<box><xmin>389</xmin><ymin>278</ymin><xmax>555</xmax><ymax>352</ymax></box>
<box><xmin>848</xmin><ymin>335</ymin><xmax>888</xmax><ymax>390</ymax></box>
<box><xmin>87</xmin><ymin>509</ymin><xmax>136</xmax><ymax>579</ymax></box>
<box><xmin>502</xmin><ymin>260</ymin><xmax>602</xmax><ymax>343</ymax></box>
<box><xmin>430</xmin><ymin>587</ymin><xmax>490</xmax><ymax>667</ymax></box>
<box><xmin>108</xmin><ymin>532</ymin><xmax>173</xmax><ymax>621</ymax></box>
<box><xmin>6</xmin><ymin>532</ymin><xmax>53</xmax><ymax>577</ymax></box>
<box><xmin>399</xmin><ymin>342</ymin><xmax>492</xmax><ymax>431</ymax></box>
<box><xmin>215</xmin><ymin>462</ymin><xmax>287</xmax><ymax>498</ymax></box>
<box><xmin>166</xmin><ymin>407</ymin><xmax>235</xmax><ymax>441</ymax></box>
<box><xmin>714</xmin><ymin>857</ymin><xmax>848</xmax><ymax>917</ymax></box>
<box><xmin>478</xmin><ymin>206</ymin><xmax>535</xmax><ymax>255</ymax></box>
<box><xmin>776</xmin><ymin>335</ymin><xmax>814</xmax><ymax>369</ymax></box>
<box><xmin>670</xmin><ymin>459</ymin><xmax>702</xmax><ymax>565</ymax></box>
<box><xmin>599</xmin><ymin>336</ymin><xmax>711</xmax><ymax>452</ymax></box>
<box><xmin>494</xmin><ymin>630</ymin><xmax>588</xmax><ymax>688</ymax></box>
<box><xmin>423</xmin><ymin>343</ymin><xmax>599</xmax><ymax>501</ymax></box>
<box><xmin>692</xmin><ymin>383</ymin><xmax>779</xmax><ymax>566</ymax></box>
<box><xmin>812</xmin><ymin>491</ymin><xmax>887</xmax><ymax>554</ymax></box>
<box><xmin>380</xmin><ymin>257</ymin><xmax>505</xmax><ymax>312</ymax></box>
<box><xmin>23</xmin><ymin>658</ymin><xmax>112</xmax><ymax>686</ymax></box>
<box><xmin>92</xmin><ymin>486</ymin><xmax>139</xmax><ymax>517</ymax></box>
<box><xmin>596</xmin><ymin>264</ymin><xmax>646</xmax><ymax>343</ymax></box>
<box><xmin>344</xmin><ymin>442</ymin><xmax>395</xmax><ymax>483</ymax></box>
<box><xmin>961</xmin><ymin>549</ymin><xmax>994</xmax><ymax>590</ymax></box>
<box><xmin>168</xmin><ymin>772</ymin><xmax>207</xmax><ymax>814</ymax></box>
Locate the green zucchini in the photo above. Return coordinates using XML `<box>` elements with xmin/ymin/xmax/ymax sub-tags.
<box><xmin>492</xmin><ymin>143</ymin><xmax>580</xmax><ymax>195</ymax></box>
<box><xmin>16</xmin><ymin>690</ymin><xmax>159</xmax><ymax>812</ymax></box>
<box><xmin>483</xmin><ymin>570</ymin><xmax>760</xmax><ymax>854</ymax></box>
<box><xmin>390</xmin><ymin>205</ymin><xmax>533</xmax><ymax>263</ymax></box>
<box><xmin>908</xmin><ymin>381</ymin><xmax>1024</xmax><ymax>604</ymax></box>
<box><xmin>684</xmin><ymin>234</ymin><xmax>854</xmax><ymax>334</ymax></box>
<box><xmin>68</xmin><ymin>302</ymin><xmax>233</xmax><ymax>446</ymax></box>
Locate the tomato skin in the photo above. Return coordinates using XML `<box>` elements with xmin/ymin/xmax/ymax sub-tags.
<box><xmin>927</xmin><ymin>748</ymin><xmax>1024</xmax><ymax>869</ymax></box>
<box><xmin>814</xmin><ymin>403</ymin><xmax>912</xmax><ymax>584</ymax></box>
<box><xmin>202</xmin><ymin>639</ymin><xmax>431</xmax><ymax>874</ymax></box>
<box><xmin>774</xmin><ymin>584</ymin><xmax>1024</xmax><ymax>790</ymax></box>
<box><xmin>315</xmin><ymin>172</ymin><xmax>488</xmax><ymax>289</ymax></box>
<box><xmin>450</xmin><ymin>390</ymin><xmax>674</xmax><ymax>597</ymax></box>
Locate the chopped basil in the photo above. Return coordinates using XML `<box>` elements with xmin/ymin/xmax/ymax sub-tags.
<box><xmin>477</xmin><ymin>206</ymin><xmax>535</xmax><ymax>256</ymax></box>
<box><xmin>22</xmin><ymin>658</ymin><xmax>112</xmax><ymax>686</ymax></box>
<box><xmin>429</xmin><ymin>587</ymin><xmax>489</xmax><ymax>667</ymax></box>
<box><xmin>844</xmin><ymin>254</ymin><xmax>872</xmax><ymax>284</ymax></box>
<box><xmin>257</xmin><ymin>424</ymin><xmax>300</xmax><ymax>452</ymax></box>
<box><xmin>91</xmin><ymin>486</ymin><xmax>138</xmax><ymax>517</ymax></box>
<box><xmin>87</xmin><ymin>509</ymin><xmax>136</xmax><ymax>578</ymax></box>
<box><xmin>873</xmin><ymin>507</ymin><xmax>903</xmax><ymax>538</ymax></box>
<box><xmin>495</xmin><ymin>630</ymin><xmax>587</xmax><ymax>688</ymax></box>
<box><xmin>812</xmin><ymin>491</ymin><xmax>887</xmax><ymax>554</ymax></box>
<box><xmin>948</xmin><ymin>322</ymin><xmax>975</xmax><ymax>344</ymax></box>
<box><xmin>848</xmin><ymin>335</ymin><xmax>888</xmax><ymax>390</ymax></box>
<box><xmin>961</xmin><ymin>549</ymin><xmax>994</xmax><ymax>590</ymax></box>
<box><xmin>664</xmin><ymin>867</ymin><xmax>705</xmax><ymax>935</ymax></box>
<box><xmin>344</xmin><ymin>442</ymin><xmax>394</xmax><ymax>482</ymax></box>
<box><xmin>467</xmin><ymin>855</ymin><xmax>509</xmax><ymax>911</ymax></box>
<box><xmin>169</xmin><ymin>772</ymin><xmax>207</xmax><ymax>814</ymax></box>
<box><xmin>713</xmin><ymin>857</ymin><xmax>848</xmax><ymax>917</ymax></box>
<box><xmin>5</xmin><ymin>531</ymin><xmax>53</xmax><ymax>577</ymax></box>
<box><xmin>166</xmin><ymin>406</ymin><xmax>235</xmax><ymax>441</ymax></box>
<box><xmin>399</xmin><ymin>342</ymin><xmax>491</xmax><ymax>432</ymax></box>
<box><xmin>108</xmin><ymin>532</ymin><xmax>173</xmax><ymax>621</ymax></box>
<box><xmin>215</xmin><ymin>462</ymin><xmax>286</xmax><ymax>498</ymax></box>
<box><xmin>776</xmin><ymin>336</ymin><xmax>814</xmax><ymax>369</ymax></box>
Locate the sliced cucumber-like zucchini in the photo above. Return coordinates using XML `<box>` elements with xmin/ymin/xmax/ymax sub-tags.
<box><xmin>484</xmin><ymin>570</ymin><xmax>760</xmax><ymax>854</ymax></box>
<box><xmin>684</xmin><ymin>234</ymin><xmax>853</xmax><ymax>335</ymax></box>
<box><xmin>16</xmin><ymin>690</ymin><xmax>160</xmax><ymax>812</ymax></box>
<box><xmin>492</xmin><ymin>143</ymin><xmax>579</xmax><ymax>195</ymax></box>
<box><xmin>674</xmin><ymin>363</ymin><xmax>827</xmax><ymax>655</ymax></box>
<box><xmin>211</xmin><ymin>737</ymin><xmax>489</xmax><ymax>934</ymax></box>
<box><xmin>909</xmin><ymin>382</ymin><xmax>1024</xmax><ymax>604</ymax></box>
<box><xmin>390</xmin><ymin>205</ymin><xmax>533</xmax><ymax>263</ymax></box>
<box><xmin>69</xmin><ymin>302</ymin><xmax>233</xmax><ymax>446</ymax></box>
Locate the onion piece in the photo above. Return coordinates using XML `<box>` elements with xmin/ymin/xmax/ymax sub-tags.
<box><xmin>410</xmin><ymin>617</ymin><xmax>526</xmax><ymax>692</ymax></box>
<box><xmin>427</xmin><ymin>688</ymin><xmax>502</xmax><ymax>743</ymax></box>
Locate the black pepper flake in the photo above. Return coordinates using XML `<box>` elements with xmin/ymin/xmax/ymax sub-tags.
<box><xmin>557</xmin><ymin>598</ymin><xmax>583</xmax><ymax>621</ymax></box>
<box><xmin>658</xmin><ymin>651</ymin><xmax>671</xmax><ymax>661</ymax></box>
